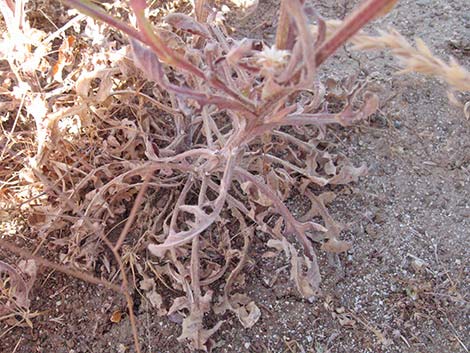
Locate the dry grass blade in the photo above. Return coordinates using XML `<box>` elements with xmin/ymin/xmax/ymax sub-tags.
<box><xmin>352</xmin><ymin>29</ymin><xmax>470</xmax><ymax>92</ymax></box>
<box><xmin>311</xmin><ymin>20</ymin><xmax>470</xmax><ymax>92</ymax></box>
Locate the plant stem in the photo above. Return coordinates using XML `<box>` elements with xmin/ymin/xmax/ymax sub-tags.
<box><xmin>315</xmin><ymin>0</ymin><xmax>399</xmax><ymax>65</ymax></box>
<box><xmin>275</xmin><ymin>0</ymin><xmax>290</xmax><ymax>50</ymax></box>
<box><xmin>194</xmin><ymin>0</ymin><xmax>208</xmax><ymax>22</ymax></box>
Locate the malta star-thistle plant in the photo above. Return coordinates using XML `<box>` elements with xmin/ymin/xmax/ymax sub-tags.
<box><xmin>52</xmin><ymin>0</ymin><xmax>399</xmax><ymax>351</ymax></box>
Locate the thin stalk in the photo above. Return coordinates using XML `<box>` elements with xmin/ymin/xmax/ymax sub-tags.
<box><xmin>275</xmin><ymin>0</ymin><xmax>291</xmax><ymax>50</ymax></box>
<box><xmin>63</xmin><ymin>0</ymin><xmax>144</xmax><ymax>42</ymax></box>
<box><xmin>194</xmin><ymin>0</ymin><xmax>208</xmax><ymax>22</ymax></box>
<box><xmin>315</xmin><ymin>0</ymin><xmax>399</xmax><ymax>65</ymax></box>
<box><xmin>129</xmin><ymin>0</ymin><xmax>206</xmax><ymax>79</ymax></box>
<box><xmin>113</xmin><ymin>169</ymin><xmax>153</xmax><ymax>252</ymax></box>
<box><xmin>0</xmin><ymin>240</ymin><xmax>123</xmax><ymax>294</ymax></box>
<box><xmin>275</xmin><ymin>0</ymin><xmax>305</xmax><ymax>50</ymax></box>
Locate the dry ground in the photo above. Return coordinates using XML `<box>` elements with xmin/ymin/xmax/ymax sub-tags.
<box><xmin>0</xmin><ymin>0</ymin><xmax>469</xmax><ymax>352</ymax></box>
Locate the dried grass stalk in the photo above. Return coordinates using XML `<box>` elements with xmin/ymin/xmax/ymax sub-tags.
<box><xmin>312</xmin><ymin>20</ymin><xmax>470</xmax><ymax>92</ymax></box>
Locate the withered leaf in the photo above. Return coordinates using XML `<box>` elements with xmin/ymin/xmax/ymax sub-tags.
<box><xmin>164</xmin><ymin>13</ymin><xmax>211</xmax><ymax>38</ymax></box>
<box><xmin>215</xmin><ymin>293</ymin><xmax>261</xmax><ymax>329</ymax></box>
<box><xmin>233</xmin><ymin>300</ymin><xmax>261</xmax><ymax>328</ymax></box>
<box><xmin>52</xmin><ymin>35</ymin><xmax>75</xmax><ymax>82</ymax></box>
<box><xmin>329</xmin><ymin>163</ymin><xmax>367</xmax><ymax>185</ymax></box>
<box><xmin>267</xmin><ymin>240</ymin><xmax>320</xmax><ymax>299</ymax></box>
<box><xmin>110</xmin><ymin>310</ymin><xmax>122</xmax><ymax>323</ymax></box>
<box><xmin>337</xmin><ymin>313</ymin><xmax>356</xmax><ymax>327</ymax></box>
<box><xmin>0</xmin><ymin>260</ymin><xmax>34</xmax><ymax>309</ymax></box>
<box><xmin>178</xmin><ymin>311</ymin><xmax>223</xmax><ymax>351</ymax></box>
<box><xmin>175</xmin><ymin>290</ymin><xmax>223</xmax><ymax>351</ymax></box>
<box><xmin>241</xmin><ymin>181</ymin><xmax>273</xmax><ymax>206</ymax></box>
<box><xmin>321</xmin><ymin>238</ymin><xmax>352</xmax><ymax>254</ymax></box>
<box><xmin>168</xmin><ymin>296</ymin><xmax>189</xmax><ymax>315</ymax></box>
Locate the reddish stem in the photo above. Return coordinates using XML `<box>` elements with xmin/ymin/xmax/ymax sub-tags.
<box><xmin>315</xmin><ymin>0</ymin><xmax>399</xmax><ymax>65</ymax></box>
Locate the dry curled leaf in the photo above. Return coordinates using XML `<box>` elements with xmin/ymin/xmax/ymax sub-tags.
<box><xmin>164</xmin><ymin>13</ymin><xmax>211</xmax><ymax>38</ymax></box>
<box><xmin>52</xmin><ymin>35</ymin><xmax>76</xmax><ymax>82</ymax></box>
<box><xmin>241</xmin><ymin>181</ymin><xmax>273</xmax><ymax>206</ymax></box>
<box><xmin>0</xmin><ymin>260</ymin><xmax>36</xmax><ymax>310</ymax></box>
<box><xmin>321</xmin><ymin>238</ymin><xmax>352</xmax><ymax>254</ymax></box>
<box><xmin>110</xmin><ymin>310</ymin><xmax>123</xmax><ymax>323</ymax></box>
<box><xmin>235</xmin><ymin>300</ymin><xmax>261</xmax><ymax>328</ymax></box>
<box><xmin>179</xmin><ymin>311</ymin><xmax>223</xmax><ymax>352</ymax></box>
<box><xmin>175</xmin><ymin>290</ymin><xmax>224</xmax><ymax>351</ymax></box>
<box><xmin>337</xmin><ymin>313</ymin><xmax>356</xmax><ymax>327</ymax></box>
<box><xmin>215</xmin><ymin>293</ymin><xmax>261</xmax><ymax>329</ymax></box>
<box><xmin>267</xmin><ymin>239</ymin><xmax>320</xmax><ymax>299</ymax></box>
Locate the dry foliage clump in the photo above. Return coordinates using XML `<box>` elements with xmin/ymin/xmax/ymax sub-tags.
<box><xmin>0</xmin><ymin>0</ymin><xmax>469</xmax><ymax>351</ymax></box>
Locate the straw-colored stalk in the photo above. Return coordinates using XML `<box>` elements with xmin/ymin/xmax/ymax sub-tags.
<box><xmin>312</xmin><ymin>20</ymin><xmax>470</xmax><ymax>93</ymax></box>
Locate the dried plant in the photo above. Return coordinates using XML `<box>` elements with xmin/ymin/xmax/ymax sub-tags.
<box><xmin>8</xmin><ymin>0</ymin><xmax>468</xmax><ymax>351</ymax></box>
<box><xmin>0</xmin><ymin>259</ymin><xmax>37</xmax><ymax>330</ymax></box>
<box><xmin>52</xmin><ymin>0</ymin><xmax>392</xmax><ymax>350</ymax></box>
<box><xmin>311</xmin><ymin>20</ymin><xmax>470</xmax><ymax>96</ymax></box>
